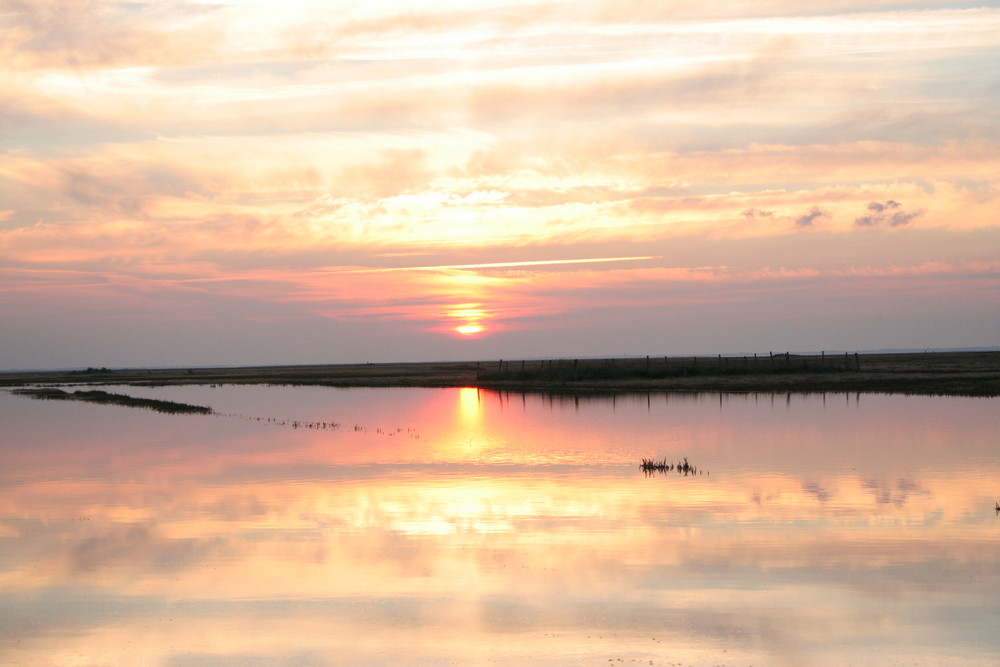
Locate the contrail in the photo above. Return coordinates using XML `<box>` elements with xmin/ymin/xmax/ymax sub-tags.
<box><xmin>330</xmin><ymin>256</ymin><xmax>660</xmax><ymax>274</ymax></box>
<box><xmin>167</xmin><ymin>255</ymin><xmax>660</xmax><ymax>284</ymax></box>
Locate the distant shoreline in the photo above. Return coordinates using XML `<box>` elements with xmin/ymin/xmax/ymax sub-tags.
<box><xmin>2</xmin><ymin>350</ymin><xmax>999</xmax><ymax>397</ymax></box>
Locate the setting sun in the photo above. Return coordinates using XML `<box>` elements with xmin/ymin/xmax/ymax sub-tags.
<box><xmin>455</xmin><ymin>324</ymin><xmax>484</xmax><ymax>336</ymax></box>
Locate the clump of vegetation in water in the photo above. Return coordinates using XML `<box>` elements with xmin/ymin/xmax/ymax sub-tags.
<box><xmin>641</xmin><ymin>456</ymin><xmax>702</xmax><ymax>475</ymax></box>
<box><xmin>13</xmin><ymin>388</ymin><xmax>213</xmax><ymax>415</ymax></box>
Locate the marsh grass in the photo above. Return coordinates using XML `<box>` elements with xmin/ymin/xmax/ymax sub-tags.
<box><xmin>641</xmin><ymin>456</ymin><xmax>702</xmax><ymax>476</ymax></box>
<box><xmin>475</xmin><ymin>351</ymin><xmax>1000</xmax><ymax>396</ymax></box>
<box><xmin>2</xmin><ymin>351</ymin><xmax>998</xmax><ymax>396</ymax></box>
<box><xmin>13</xmin><ymin>388</ymin><xmax>213</xmax><ymax>414</ymax></box>
<box><xmin>481</xmin><ymin>353</ymin><xmax>850</xmax><ymax>384</ymax></box>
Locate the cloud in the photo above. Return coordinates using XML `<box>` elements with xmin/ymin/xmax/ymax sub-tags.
<box><xmin>795</xmin><ymin>206</ymin><xmax>830</xmax><ymax>228</ymax></box>
<box><xmin>855</xmin><ymin>200</ymin><xmax>925</xmax><ymax>227</ymax></box>
<box><xmin>0</xmin><ymin>0</ymin><xmax>223</xmax><ymax>70</ymax></box>
<box><xmin>868</xmin><ymin>200</ymin><xmax>901</xmax><ymax>213</ymax></box>
<box><xmin>0</xmin><ymin>0</ymin><xmax>998</xmax><ymax>366</ymax></box>
<box><xmin>742</xmin><ymin>208</ymin><xmax>774</xmax><ymax>220</ymax></box>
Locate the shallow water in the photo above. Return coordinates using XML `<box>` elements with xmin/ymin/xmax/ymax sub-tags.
<box><xmin>1</xmin><ymin>386</ymin><xmax>998</xmax><ymax>666</ymax></box>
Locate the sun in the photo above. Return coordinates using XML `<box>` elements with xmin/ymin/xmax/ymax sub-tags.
<box><xmin>446</xmin><ymin>304</ymin><xmax>489</xmax><ymax>337</ymax></box>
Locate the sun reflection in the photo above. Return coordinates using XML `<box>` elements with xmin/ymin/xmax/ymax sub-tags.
<box><xmin>457</xmin><ymin>387</ymin><xmax>482</xmax><ymax>426</ymax></box>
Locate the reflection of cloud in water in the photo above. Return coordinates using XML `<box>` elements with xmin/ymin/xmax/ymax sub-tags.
<box><xmin>802</xmin><ymin>481</ymin><xmax>832</xmax><ymax>503</ymax></box>
<box><xmin>862</xmin><ymin>478</ymin><xmax>932</xmax><ymax>506</ymax></box>
<box><xmin>2</xmin><ymin>389</ymin><xmax>999</xmax><ymax>664</ymax></box>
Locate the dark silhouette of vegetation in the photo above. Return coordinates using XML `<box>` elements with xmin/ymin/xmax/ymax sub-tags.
<box><xmin>2</xmin><ymin>351</ymin><xmax>998</xmax><ymax>396</ymax></box>
<box><xmin>13</xmin><ymin>388</ymin><xmax>213</xmax><ymax>414</ymax></box>
<box><xmin>641</xmin><ymin>456</ymin><xmax>703</xmax><ymax>476</ymax></box>
<box><xmin>472</xmin><ymin>351</ymin><xmax>1000</xmax><ymax>396</ymax></box>
<box><xmin>479</xmin><ymin>353</ymin><xmax>857</xmax><ymax>384</ymax></box>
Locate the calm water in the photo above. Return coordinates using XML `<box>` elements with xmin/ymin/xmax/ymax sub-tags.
<box><xmin>1</xmin><ymin>385</ymin><xmax>998</xmax><ymax>666</ymax></box>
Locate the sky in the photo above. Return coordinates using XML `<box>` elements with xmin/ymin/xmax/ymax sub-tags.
<box><xmin>1</xmin><ymin>0</ymin><xmax>999</xmax><ymax>369</ymax></box>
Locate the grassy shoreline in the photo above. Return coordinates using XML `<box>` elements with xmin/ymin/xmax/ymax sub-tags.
<box><xmin>1</xmin><ymin>351</ymin><xmax>998</xmax><ymax>396</ymax></box>
<box><xmin>12</xmin><ymin>388</ymin><xmax>214</xmax><ymax>414</ymax></box>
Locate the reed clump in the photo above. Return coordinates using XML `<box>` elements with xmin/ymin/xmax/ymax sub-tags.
<box><xmin>641</xmin><ymin>456</ymin><xmax>701</xmax><ymax>475</ymax></box>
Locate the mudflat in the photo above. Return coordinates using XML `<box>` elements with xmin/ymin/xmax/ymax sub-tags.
<box><xmin>2</xmin><ymin>350</ymin><xmax>999</xmax><ymax>396</ymax></box>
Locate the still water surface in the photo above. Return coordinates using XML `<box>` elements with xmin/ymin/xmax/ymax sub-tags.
<box><xmin>1</xmin><ymin>386</ymin><xmax>998</xmax><ymax>665</ymax></box>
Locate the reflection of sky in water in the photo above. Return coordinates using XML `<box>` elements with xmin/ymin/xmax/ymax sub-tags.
<box><xmin>0</xmin><ymin>387</ymin><xmax>998</xmax><ymax>665</ymax></box>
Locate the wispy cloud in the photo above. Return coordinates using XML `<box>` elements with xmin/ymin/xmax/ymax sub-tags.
<box><xmin>855</xmin><ymin>200</ymin><xmax>925</xmax><ymax>228</ymax></box>
<box><xmin>795</xmin><ymin>206</ymin><xmax>830</xmax><ymax>228</ymax></box>
<box><xmin>324</xmin><ymin>256</ymin><xmax>660</xmax><ymax>274</ymax></box>
<box><xmin>742</xmin><ymin>208</ymin><xmax>774</xmax><ymax>221</ymax></box>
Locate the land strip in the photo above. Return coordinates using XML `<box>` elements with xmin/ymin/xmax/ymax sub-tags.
<box><xmin>1</xmin><ymin>351</ymin><xmax>998</xmax><ymax>396</ymax></box>
<box><xmin>12</xmin><ymin>388</ymin><xmax>213</xmax><ymax>414</ymax></box>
